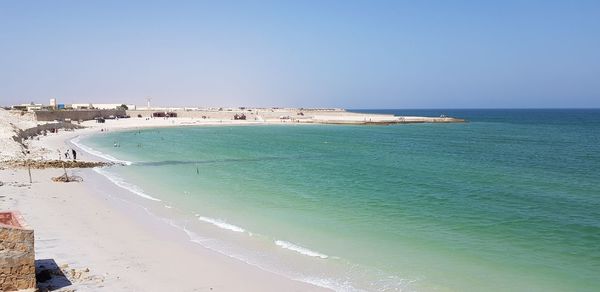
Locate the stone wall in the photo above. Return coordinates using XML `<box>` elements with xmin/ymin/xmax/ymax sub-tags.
<box><xmin>34</xmin><ymin>109</ymin><xmax>126</xmax><ymax>122</ymax></box>
<box><xmin>0</xmin><ymin>211</ymin><xmax>36</xmax><ymax>291</ymax></box>
<box><xmin>12</xmin><ymin>122</ymin><xmax>83</xmax><ymax>150</ymax></box>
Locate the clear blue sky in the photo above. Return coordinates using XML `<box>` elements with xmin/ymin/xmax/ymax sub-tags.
<box><xmin>1</xmin><ymin>0</ymin><xmax>598</xmax><ymax>108</ymax></box>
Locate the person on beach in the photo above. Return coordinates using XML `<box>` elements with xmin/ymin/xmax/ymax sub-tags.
<box><xmin>72</xmin><ymin>149</ymin><xmax>77</xmax><ymax>160</ymax></box>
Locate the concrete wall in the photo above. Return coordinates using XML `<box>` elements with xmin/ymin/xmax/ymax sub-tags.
<box><xmin>0</xmin><ymin>211</ymin><xmax>36</xmax><ymax>291</ymax></box>
<box><xmin>34</xmin><ymin>109</ymin><xmax>126</xmax><ymax>122</ymax></box>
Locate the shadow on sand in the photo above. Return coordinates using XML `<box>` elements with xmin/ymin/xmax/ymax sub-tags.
<box><xmin>35</xmin><ymin>259</ymin><xmax>73</xmax><ymax>291</ymax></box>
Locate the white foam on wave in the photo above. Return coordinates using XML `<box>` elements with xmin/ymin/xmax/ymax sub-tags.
<box><xmin>71</xmin><ymin>135</ymin><xmax>133</xmax><ymax>165</ymax></box>
<box><xmin>93</xmin><ymin>168</ymin><xmax>161</xmax><ymax>201</ymax></box>
<box><xmin>275</xmin><ymin>240</ymin><xmax>329</xmax><ymax>259</ymax></box>
<box><xmin>144</xmin><ymin>213</ymin><xmax>359</xmax><ymax>291</ymax></box>
<box><xmin>174</xmin><ymin>222</ymin><xmax>350</xmax><ymax>291</ymax></box>
<box><xmin>198</xmin><ymin>216</ymin><xmax>246</xmax><ymax>233</ymax></box>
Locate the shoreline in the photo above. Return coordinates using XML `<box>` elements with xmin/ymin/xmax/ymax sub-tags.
<box><xmin>66</xmin><ymin>122</ymin><xmax>362</xmax><ymax>291</ymax></box>
<box><xmin>1</xmin><ymin>168</ymin><xmax>330</xmax><ymax>291</ymax></box>
<box><xmin>1</xmin><ymin>116</ymin><xmax>332</xmax><ymax>291</ymax></box>
<box><xmin>75</xmin><ymin>143</ymin><xmax>360</xmax><ymax>291</ymax></box>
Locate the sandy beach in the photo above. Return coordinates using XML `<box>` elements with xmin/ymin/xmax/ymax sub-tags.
<box><xmin>1</xmin><ymin>110</ymin><xmax>329</xmax><ymax>291</ymax></box>
<box><xmin>2</xmin><ymin>2</ymin><xmax>596</xmax><ymax>290</ymax></box>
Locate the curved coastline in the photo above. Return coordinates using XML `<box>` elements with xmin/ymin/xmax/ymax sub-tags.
<box><xmin>69</xmin><ymin>131</ymin><xmax>355</xmax><ymax>291</ymax></box>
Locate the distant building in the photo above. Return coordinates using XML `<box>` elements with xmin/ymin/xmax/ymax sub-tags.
<box><xmin>49</xmin><ymin>98</ymin><xmax>57</xmax><ymax>109</ymax></box>
<box><xmin>70</xmin><ymin>103</ymin><xmax>91</xmax><ymax>109</ymax></box>
<box><xmin>12</xmin><ymin>103</ymin><xmax>43</xmax><ymax>112</ymax></box>
<box><xmin>71</xmin><ymin>103</ymin><xmax>137</xmax><ymax>110</ymax></box>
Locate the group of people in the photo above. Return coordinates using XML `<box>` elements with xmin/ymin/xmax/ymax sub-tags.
<box><xmin>59</xmin><ymin>148</ymin><xmax>78</xmax><ymax>160</ymax></box>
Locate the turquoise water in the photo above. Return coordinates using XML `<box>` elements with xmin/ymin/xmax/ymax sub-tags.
<box><xmin>81</xmin><ymin>109</ymin><xmax>600</xmax><ymax>291</ymax></box>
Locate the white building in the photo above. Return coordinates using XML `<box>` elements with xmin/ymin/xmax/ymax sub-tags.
<box><xmin>11</xmin><ymin>103</ymin><xmax>43</xmax><ymax>112</ymax></box>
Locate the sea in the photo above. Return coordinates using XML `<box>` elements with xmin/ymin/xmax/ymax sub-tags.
<box><xmin>76</xmin><ymin>109</ymin><xmax>600</xmax><ymax>291</ymax></box>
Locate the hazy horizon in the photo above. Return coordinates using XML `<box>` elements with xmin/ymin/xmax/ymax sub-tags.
<box><xmin>1</xmin><ymin>1</ymin><xmax>599</xmax><ymax>108</ymax></box>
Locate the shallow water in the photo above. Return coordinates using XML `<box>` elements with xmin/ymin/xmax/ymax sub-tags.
<box><xmin>81</xmin><ymin>109</ymin><xmax>600</xmax><ymax>291</ymax></box>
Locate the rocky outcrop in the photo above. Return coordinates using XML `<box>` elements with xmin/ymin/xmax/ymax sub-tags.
<box><xmin>1</xmin><ymin>159</ymin><xmax>113</xmax><ymax>169</ymax></box>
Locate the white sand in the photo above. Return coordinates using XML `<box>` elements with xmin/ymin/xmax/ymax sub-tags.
<box><xmin>0</xmin><ymin>111</ymin><xmax>329</xmax><ymax>291</ymax></box>
<box><xmin>0</xmin><ymin>109</ymin><xmax>37</xmax><ymax>160</ymax></box>
<box><xmin>1</xmin><ymin>169</ymin><xmax>327</xmax><ymax>291</ymax></box>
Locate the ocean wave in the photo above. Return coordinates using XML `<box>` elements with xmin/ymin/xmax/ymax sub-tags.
<box><xmin>275</xmin><ymin>240</ymin><xmax>329</xmax><ymax>259</ymax></box>
<box><xmin>198</xmin><ymin>216</ymin><xmax>246</xmax><ymax>233</ymax></box>
<box><xmin>93</xmin><ymin>168</ymin><xmax>161</xmax><ymax>201</ymax></box>
<box><xmin>177</xmin><ymin>222</ymin><xmax>350</xmax><ymax>291</ymax></box>
<box><xmin>137</xmin><ymin>212</ymin><xmax>356</xmax><ymax>291</ymax></box>
<box><xmin>71</xmin><ymin>136</ymin><xmax>133</xmax><ymax>165</ymax></box>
